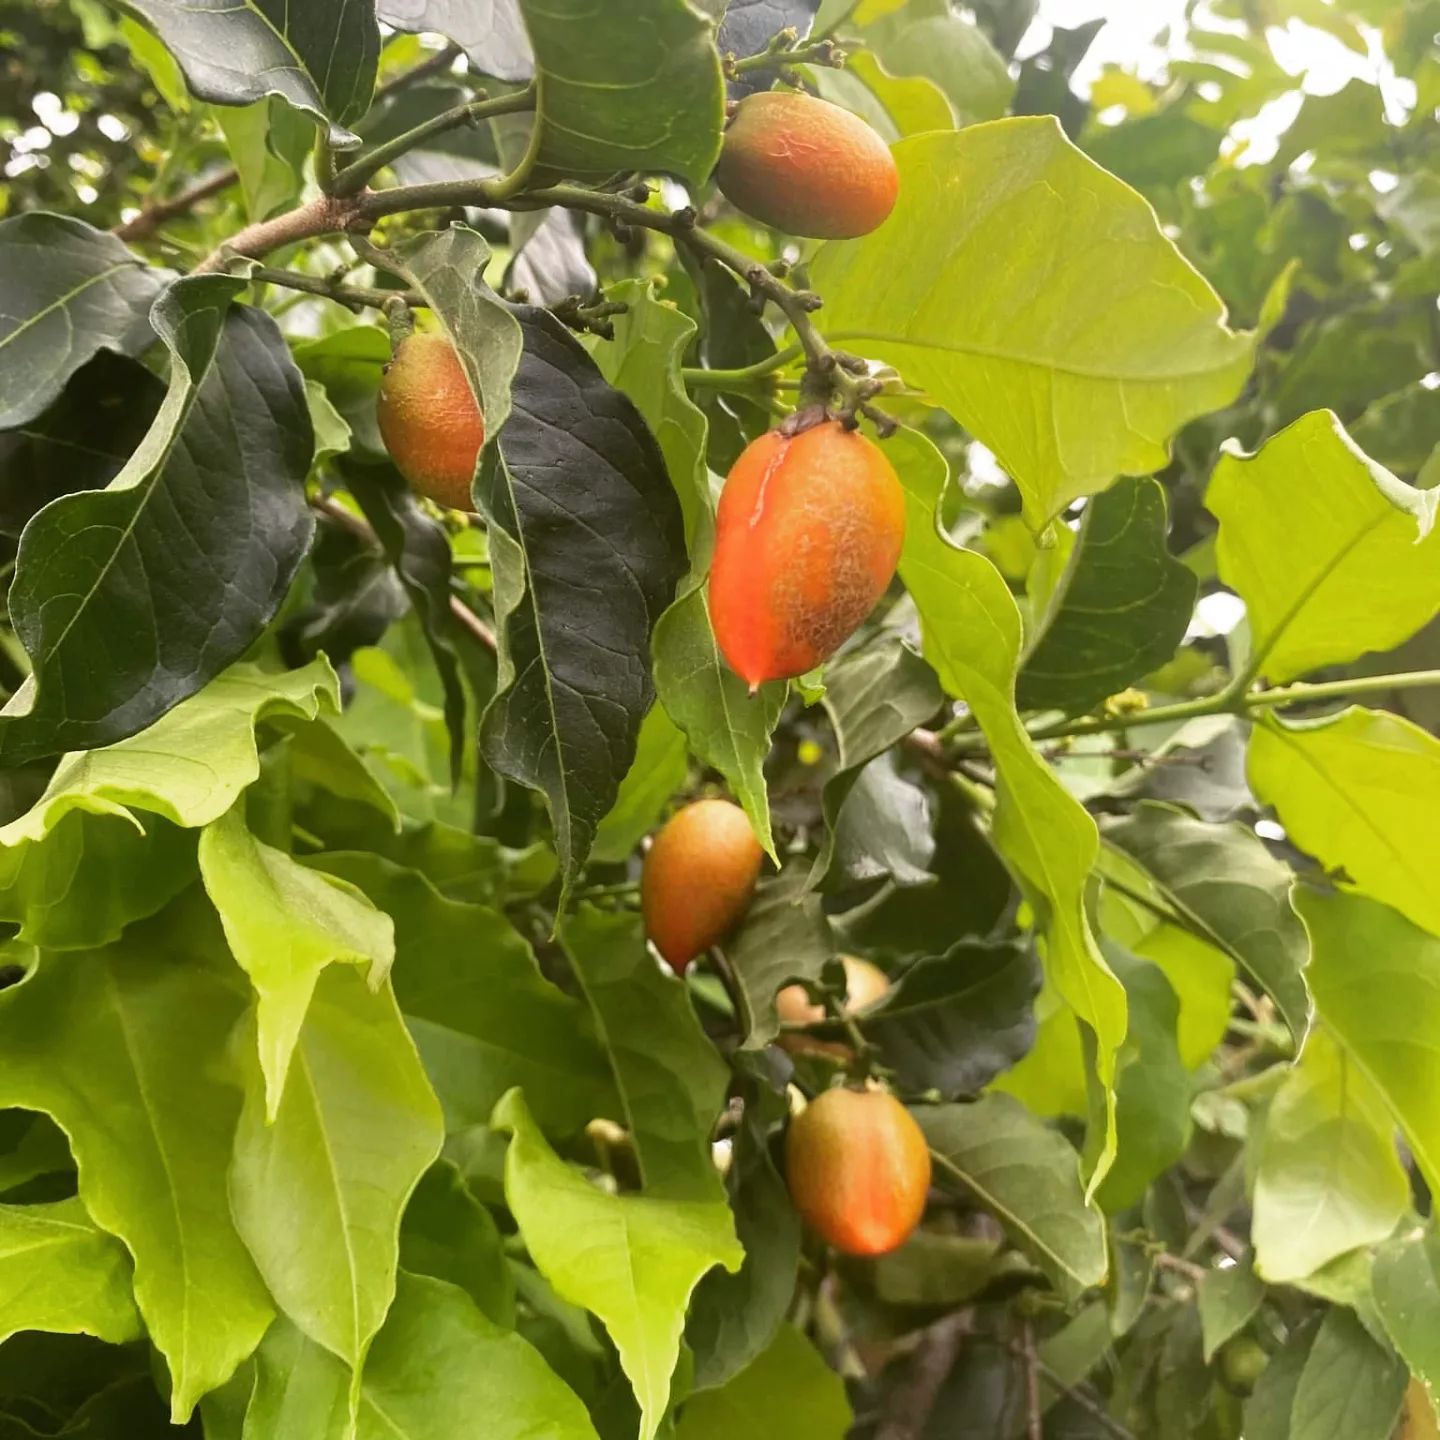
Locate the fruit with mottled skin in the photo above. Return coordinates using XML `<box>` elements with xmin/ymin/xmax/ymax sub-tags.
<box><xmin>710</xmin><ymin>420</ymin><xmax>905</xmax><ymax>688</ymax></box>
<box><xmin>641</xmin><ymin>799</ymin><xmax>764</xmax><ymax>973</ymax></box>
<box><xmin>777</xmin><ymin>955</ymin><xmax>890</xmax><ymax>1059</ymax></box>
<box><xmin>717</xmin><ymin>91</ymin><xmax>898</xmax><ymax>239</ymax></box>
<box><xmin>376</xmin><ymin>332</ymin><xmax>485</xmax><ymax>511</ymax></box>
<box><xmin>786</xmin><ymin>1087</ymin><xmax>930</xmax><ymax>1255</ymax></box>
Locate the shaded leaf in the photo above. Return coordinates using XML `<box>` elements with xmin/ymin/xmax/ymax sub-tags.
<box><xmin>1207</xmin><ymin>410</ymin><xmax>1440</xmax><ymax>684</ymax></box>
<box><xmin>0</xmin><ymin>214</ymin><xmax>165</xmax><ymax>430</ymax></box>
<box><xmin>1017</xmin><ymin>476</ymin><xmax>1197</xmax><ymax>714</ymax></box>
<box><xmin>813</xmin><ymin>123</ymin><xmax>1252</xmax><ymax>529</ymax></box>
<box><xmin>718</xmin><ymin>0</ymin><xmax>820</xmax><ymax>97</ymax></box>
<box><xmin>1290</xmin><ymin>1308</ymin><xmax>1407</xmax><ymax>1440</ymax></box>
<box><xmin>1198</xmin><ymin>1255</ymin><xmax>1264</xmax><ymax>1362</ymax></box>
<box><xmin>916</xmin><ymin>1095</ymin><xmax>1107</xmax><ymax>1299</ymax></box>
<box><xmin>1373</xmin><ymin>1227</ymin><xmax>1440</xmax><ymax>1395</ymax></box>
<box><xmin>0</xmin><ymin>281</ymin><xmax>315</xmax><ymax>766</ymax></box>
<box><xmin>377</xmin><ymin>0</ymin><xmax>533</xmax><ymax>83</ymax></box>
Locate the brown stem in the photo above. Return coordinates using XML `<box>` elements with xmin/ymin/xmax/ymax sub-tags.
<box><xmin>874</xmin><ymin>1312</ymin><xmax>972</xmax><ymax>1440</ymax></box>
<box><xmin>112</xmin><ymin>168</ymin><xmax>238</xmax><ymax>242</ymax></box>
<box><xmin>1023</xmin><ymin>1320</ymin><xmax>1042</xmax><ymax>1440</ymax></box>
<box><xmin>194</xmin><ymin>191</ymin><xmax>367</xmax><ymax>273</ymax></box>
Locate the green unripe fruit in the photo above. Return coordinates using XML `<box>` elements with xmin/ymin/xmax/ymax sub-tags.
<box><xmin>716</xmin><ymin>92</ymin><xmax>899</xmax><ymax>239</ymax></box>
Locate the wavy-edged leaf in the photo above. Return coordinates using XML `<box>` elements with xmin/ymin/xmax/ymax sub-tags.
<box><xmin>1300</xmin><ymin>888</ymin><xmax>1440</xmax><ymax>1198</ymax></box>
<box><xmin>1251</xmin><ymin>705</ymin><xmax>1440</xmax><ymax>941</ymax></box>
<box><xmin>312</xmin><ymin>853</ymin><xmax>618</xmax><ymax>1138</ymax></box>
<box><xmin>0</xmin><ymin>900</ymin><xmax>274</xmax><ymax>1421</ymax></box>
<box><xmin>1207</xmin><ymin>411</ymin><xmax>1440</xmax><ymax>684</ymax></box>
<box><xmin>813</xmin><ymin>121</ymin><xmax>1252</xmax><ymax>529</ymax></box>
<box><xmin>1252</xmin><ymin>1026</ymin><xmax>1406</xmax><ymax>1284</ymax></box>
<box><xmin>494</xmin><ymin>1090</ymin><xmax>741</xmax><ymax>1440</ymax></box>
<box><xmin>1105</xmin><ymin>801</ymin><xmax>1310</xmax><ymax>1043</ymax></box>
<box><xmin>230</xmin><ymin>966</ymin><xmax>443</xmax><ymax>1374</ymax></box>
<box><xmin>888</xmin><ymin>425</ymin><xmax>1126</xmax><ymax>1189</ymax></box>
<box><xmin>518</xmin><ymin>0</ymin><xmax>725</xmax><ymax>184</ymax></box>
<box><xmin>0</xmin><ymin>659</ymin><xmax>339</xmax><ymax>846</ymax></box>
<box><xmin>199</xmin><ymin>805</ymin><xmax>395</xmax><ymax>1119</ymax></box>
<box><xmin>0</xmin><ymin>1199</ymin><xmax>141</xmax><ymax>1347</ymax></box>
<box><xmin>0</xmin><ymin>214</ymin><xmax>165</xmax><ymax>430</ymax></box>
<box><xmin>121</xmin><ymin>0</ymin><xmax>380</xmax><ymax>145</ymax></box>
<box><xmin>916</xmin><ymin>1095</ymin><xmax>1107</xmax><ymax>1301</ymax></box>
<box><xmin>0</xmin><ymin>280</ymin><xmax>315</xmax><ymax>765</ymax></box>
<box><xmin>1017</xmin><ymin>476</ymin><xmax>1196</xmax><ymax>713</ymax></box>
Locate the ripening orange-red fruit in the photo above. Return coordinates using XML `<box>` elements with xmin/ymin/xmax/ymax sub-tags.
<box><xmin>786</xmin><ymin>1087</ymin><xmax>931</xmax><ymax>1256</ymax></box>
<box><xmin>777</xmin><ymin>956</ymin><xmax>890</xmax><ymax>1060</ymax></box>
<box><xmin>710</xmin><ymin>419</ymin><xmax>905</xmax><ymax>688</ymax></box>
<box><xmin>642</xmin><ymin>799</ymin><xmax>764</xmax><ymax>973</ymax></box>
<box><xmin>717</xmin><ymin>91</ymin><xmax>898</xmax><ymax>239</ymax></box>
<box><xmin>376</xmin><ymin>332</ymin><xmax>484</xmax><ymax>511</ymax></box>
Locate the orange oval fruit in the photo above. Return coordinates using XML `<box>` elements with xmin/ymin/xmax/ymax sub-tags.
<box><xmin>777</xmin><ymin>955</ymin><xmax>890</xmax><ymax>1059</ymax></box>
<box><xmin>376</xmin><ymin>332</ymin><xmax>485</xmax><ymax>511</ymax></box>
<box><xmin>642</xmin><ymin>799</ymin><xmax>764</xmax><ymax>973</ymax></box>
<box><xmin>717</xmin><ymin>91</ymin><xmax>898</xmax><ymax>239</ymax></box>
<box><xmin>786</xmin><ymin>1087</ymin><xmax>930</xmax><ymax>1256</ymax></box>
<box><xmin>710</xmin><ymin>420</ymin><xmax>905</xmax><ymax>688</ymax></box>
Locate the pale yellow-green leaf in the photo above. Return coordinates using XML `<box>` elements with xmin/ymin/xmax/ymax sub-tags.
<box><xmin>812</xmin><ymin>120</ymin><xmax>1252</xmax><ymax>529</ymax></box>
<box><xmin>1208</xmin><ymin>411</ymin><xmax>1440</xmax><ymax>684</ymax></box>
<box><xmin>887</xmin><ymin>425</ymin><xmax>1125</xmax><ymax>1189</ymax></box>
<box><xmin>1251</xmin><ymin>706</ymin><xmax>1440</xmax><ymax>941</ymax></box>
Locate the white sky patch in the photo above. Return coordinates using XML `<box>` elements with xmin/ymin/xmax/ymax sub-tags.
<box><xmin>1186</xmin><ymin>590</ymin><xmax>1247</xmax><ymax>639</ymax></box>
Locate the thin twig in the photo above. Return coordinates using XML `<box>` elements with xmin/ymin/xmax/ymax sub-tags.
<box><xmin>1023</xmin><ymin>1320</ymin><xmax>1042</xmax><ymax>1440</ymax></box>
<box><xmin>374</xmin><ymin>41</ymin><xmax>462</xmax><ymax>101</ymax></box>
<box><xmin>112</xmin><ymin>168</ymin><xmax>238</xmax><ymax>241</ymax></box>
<box><xmin>999</xmin><ymin>1339</ymin><xmax>1135</xmax><ymax>1440</ymax></box>
<box><xmin>251</xmin><ymin>265</ymin><xmax>424</xmax><ymax>311</ymax></box>
<box><xmin>874</xmin><ymin>1312</ymin><xmax>972</xmax><ymax>1440</ymax></box>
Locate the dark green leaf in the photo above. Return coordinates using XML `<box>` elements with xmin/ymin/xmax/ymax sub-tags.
<box><xmin>0</xmin><ymin>281</ymin><xmax>314</xmax><ymax>765</ymax></box>
<box><xmin>858</xmin><ymin>939</ymin><xmax>1040</xmax><ymax>1098</ymax></box>
<box><xmin>121</xmin><ymin>0</ymin><xmax>380</xmax><ymax>144</ymax></box>
<box><xmin>718</xmin><ymin>0</ymin><xmax>821</xmax><ymax>97</ymax></box>
<box><xmin>1017</xmin><ymin>477</ymin><xmax>1197</xmax><ymax>714</ymax></box>
<box><xmin>724</xmin><ymin>865</ymin><xmax>837</xmax><ymax>1049</ymax></box>
<box><xmin>0</xmin><ymin>350</ymin><xmax>162</xmax><ymax>537</ymax></box>
<box><xmin>0</xmin><ymin>214</ymin><xmax>165</xmax><ymax>430</ymax></box>
<box><xmin>1104</xmin><ymin>802</ymin><xmax>1310</xmax><ymax>1042</ymax></box>
<box><xmin>826</xmin><ymin>752</ymin><xmax>935</xmax><ymax>889</ymax></box>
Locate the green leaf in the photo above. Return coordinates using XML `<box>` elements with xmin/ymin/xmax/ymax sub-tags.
<box><xmin>1250</xmin><ymin>706</ymin><xmax>1440</xmax><ymax>941</ymax></box>
<box><xmin>854</xmin><ymin>0</ymin><xmax>1014</xmax><ymax>127</ymax></box>
<box><xmin>1252</xmin><ymin>1026</ymin><xmax>1407</xmax><ymax>1283</ymax></box>
<box><xmin>0</xmin><ymin>1199</ymin><xmax>140</xmax><ymax>1347</ymax></box>
<box><xmin>1207</xmin><ymin>411</ymin><xmax>1440</xmax><ymax>684</ymax></box>
<box><xmin>518</xmin><ymin>0</ymin><xmax>724</xmax><ymax>184</ymax></box>
<box><xmin>1244</xmin><ymin>1320</ymin><xmax>1319</xmax><ymax>1440</ymax></box>
<box><xmin>0</xmin><ymin>810</ymin><xmax>194</xmax><ymax>950</ymax></box>
<box><xmin>0</xmin><ymin>659</ymin><xmax>339</xmax><ymax>845</ymax></box>
<box><xmin>824</xmin><ymin>752</ymin><xmax>935</xmax><ymax>889</ymax></box>
<box><xmin>1300</xmin><ymin>887</ymin><xmax>1440</xmax><ymax>1198</ymax></box>
<box><xmin>400</xmin><ymin>1160</ymin><xmax>515</xmax><ymax>1329</ymax></box>
<box><xmin>0</xmin><ymin>1113</ymin><xmax>74</xmax><ymax>1197</ymax></box>
<box><xmin>120</xmin><ymin>0</ymin><xmax>379</xmax><ymax>144</ymax></box>
<box><xmin>493</xmin><ymin>1090</ymin><xmax>742</xmax><ymax>1440</ymax></box>
<box><xmin>0</xmin><ymin>280</ymin><xmax>315</xmax><ymax>766</ymax></box>
<box><xmin>814</xmin><ymin>54</ymin><xmax>953</xmax><ymax>142</ymax></box>
<box><xmin>293</xmin><ymin>325</ymin><xmax>391</xmax><ymax>462</ymax></box>
<box><xmin>200</xmin><ymin>805</ymin><xmax>394</xmax><ymax>1118</ymax></box>
<box><xmin>1090</xmin><ymin>946</ymin><xmax>1192</xmax><ymax>1214</ymax></box>
<box><xmin>915</xmin><ymin>1095</ymin><xmax>1107</xmax><ymax>1300</ymax></box>
<box><xmin>1289</xmin><ymin>1308</ymin><xmax>1407</xmax><ymax>1440</ymax></box>
<box><xmin>1198</xmin><ymin>1255</ymin><xmax>1264</xmax><ymax>1362</ymax></box>
<box><xmin>686</xmin><ymin>1055</ymin><xmax>799</xmax><ymax>1392</ymax></box>
<box><xmin>674</xmin><ymin>1325</ymin><xmax>851</xmax><ymax>1440</ymax></box>
<box><xmin>230</xmin><ymin>965</ymin><xmax>443</xmax><ymax>1373</ymax></box>
<box><xmin>376</xmin><ymin>4</ymin><xmax>532</xmax><ymax>84</ymax></box>
<box><xmin>245</xmin><ymin>1274</ymin><xmax>600</xmax><ymax>1440</ymax></box>
<box><xmin>888</xmin><ymin>425</ymin><xmax>1126</xmax><ymax>1187</ymax></box>
<box><xmin>312</xmin><ymin>854</ymin><xmax>618</xmax><ymax>1137</ymax></box>
<box><xmin>1104</xmin><ymin>802</ymin><xmax>1310</xmax><ymax>1043</ymax></box>
<box><xmin>216</xmin><ymin>96</ymin><xmax>312</xmax><ymax>222</ymax></box>
<box><xmin>591</xmin><ymin>704</ymin><xmax>689</xmax><ymax>865</ymax></box>
<box><xmin>812</xmin><ymin>638</ymin><xmax>944</xmax><ymax>889</ymax></box>
<box><xmin>561</xmin><ymin>907</ymin><xmax>731</xmax><ymax>1202</ymax></box>
<box><xmin>0</xmin><ymin>214</ymin><xmax>166</xmax><ymax>430</ymax></box>
<box><xmin>857</xmin><ymin>940</ymin><xmax>1040</xmax><ymax>1098</ymax></box>
<box><xmin>812</xmin><ymin>122</ymin><xmax>1252</xmax><ymax>529</ymax></box>
<box><xmin>723</xmin><ymin>865</ymin><xmax>838</xmax><ymax>1049</ymax></box>
<box><xmin>1016</xmin><ymin>477</ymin><xmax>1197</xmax><ymax>714</ymax></box>
<box><xmin>1373</xmin><ymin>1228</ymin><xmax>1440</xmax><ymax>1394</ymax></box>
<box><xmin>0</xmin><ymin>901</ymin><xmax>273</xmax><ymax>1421</ymax></box>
